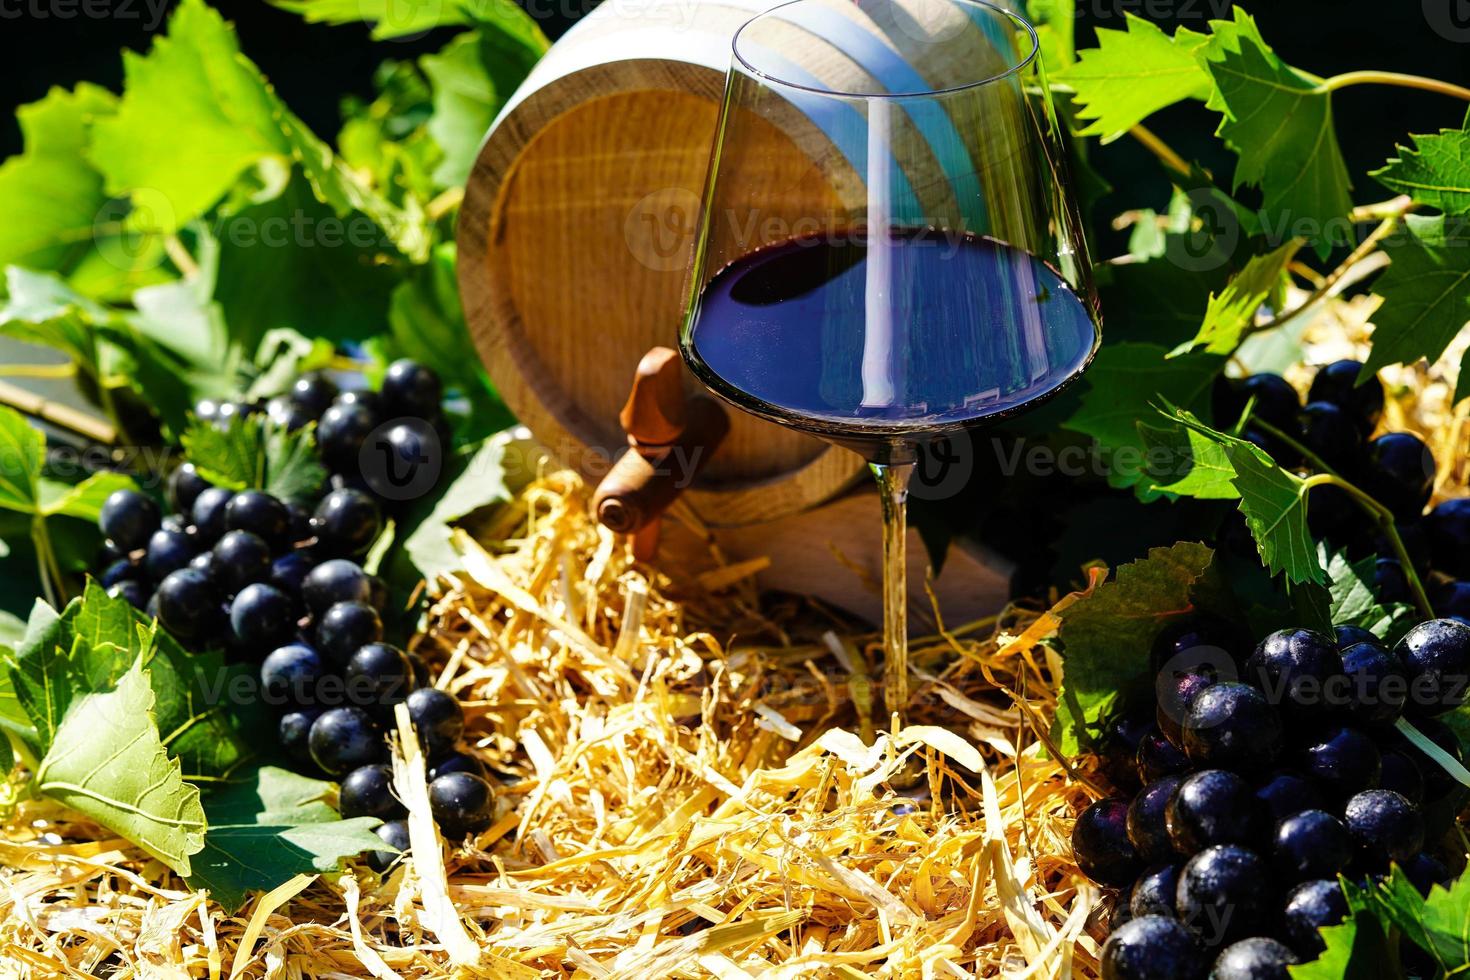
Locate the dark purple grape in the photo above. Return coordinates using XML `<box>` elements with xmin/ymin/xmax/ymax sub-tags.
<box><xmin>1254</xmin><ymin>771</ymin><xmax>1323</xmax><ymax>823</ymax></box>
<box><xmin>1273</xmin><ymin>809</ymin><xmax>1351</xmax><ymax>881</ymax></box>
<box><xmin>269</xmin><ymin>551</ymin><xmax>316</xmax><ymax>595</ymax></box>
<box><xmin>99</xmin><ymin>489</ymin><xmax>161</xmax><ymax>552</ymax></box>
<box><xmin>144</xmin><ymin>527</ymin><xmax>197</xmax><ymax>581</ymax></box>
<box><xmin>318</xmin><ymin>401</ymin><xmax>379</xmax><ymax>471</ymax></box>
<box><xmin>1100</xmin><ymin>711</ymin><xmax>1152</xmax><ymax>792</ymax></box>
<box><xmin>1166</xmin><ymin>770</ymin><xmax>1265</xmax><ymax>853</ymax></box>
<box><xmin>428</xmin><ymin>751</ymin><xmax>486</xmax><ymax>782</ymax></box>
<box><xmin>1343</xmin><ymin>789</ymin><xmax>1424</xmax><ymax>868</ymax></box>
<box><xmin>316</xmin><ymin>601</ymin><xmax>383</xmax><ymax>667</ymax></box>
<box><xmin>266</xmin><ymin>394</ymin><xmax>314</xmax><ymax>431</ymax></box>
<box><xmin>1072</xmin><ymin>798</ymin><xmax>1140</xmax><ymax>887</ymax></box>
<box><xmin>224</xmin><ymin>491</ymin><xmax>291</xmax><ymax>550</ymax></box>
<box><xmin>381</xmin><ymin>359</ymin><xmax>443</xmax><ymax>419</ymax></box>
<box><xmin>1337</xmin><ymin>637</ymin><xmax>1406</xmax><ymax>724</ymax></box>
<box><xmin>107</xmin><ymin>579</ymin><xmax>151</xmax><ymax>610</ymax></box>
<box><xmin>1283</xmin><ymin>879</ymin><xmax>1348</xmax><ymax>958</ymax></box>
<box><xmin>212</xmin><ymin>530</ymin><xmax>272</xmax><ymax>593</ymax></box>
<box><xmin>1373</xmin><ymin>558</ymin><xmax>1412</xmax><ymax>606</ymax></box>
<box><xmin>1127</xmin><ymin>776</ymin><xmax>1183</xmax><ymax>864</ymax></box>
<box><xmin>363</xmin><ymin>419</ymin><xmax>443</xmax><ymax>503</ymax></box>
<box><xmin>1129</xmin><ymin>863</ymin><xmax>1181</xmax><ymax>919</ymax></box>
<box><xmin>366</xmin><ymin>818</ymin><xmax>410</xmax><ymax>873</ymax></box>
<box><xmin>188</xmin><ymin>550</ymin><xmax>216</xmax><ymax>580</ymax></box>
<box><xmin>1402</xmin><ymin>852</ymin><xmax>1451</xmax><ymax>897</ymax></box>
<box><xmin>428</xmin><ymin>771</ymin><xmax>493</xmax><ymax>838</ymax></box>
<box><xmin>312</xmin><ymin>488</ymin><xmax>381</xmax><ymax>558</ymax></box>
<box><xmin>406</xmin><ymin>687</ymin><xmax>464</xmax><ymax>756</ymax></box>
<box><xmin>1334</xmin><ymin>625</ymin><xmax>1377</xmax><ymax>649</ymax></box>
<box><xmin>1176</xmin><ymin>845</ymin><xmax>1270</xmax><ymax>947</ymax></box>
<box><xmin>302</xmin><ymin>559</ymin><xmax>371</xmax><ymax>614</ymax></box>
<box><xmin>1182</xmin><ymin>683</ymin><xmax>1282</xmax><ymax>771</ymax></box>
<box><xmin>1377</xmin><ymin>749</ymin><xmax>1425</xmax><ymax>805</ymax></box>
<box><xmin>1245</xmin><ymin>628</ymin><xmax>1342</xmax><ymax>714</ymax></box>
<box><xmin>345</xmin><ymin>643</ymin><xmax>414</xmax><ymax>717</ymax></box>
<box><xmin>1100</xmin><ymin>916</ymin><xmax>1204</xmax><ymax>980</ymax></box>
<box><xmin>1362</xmin><ymin>432</ymin><xmax>1436</xmax><ymax>520</ymax></box>
<box><xmin>1210</xmin><ymin>937</ymin><xmax>1298</xmax><ymax>980</ymax></box>
<box><xmin>167</xmin><ymin>462</ymin><xmax>212</xmax><ymax>515</ymax></box>
<box><xmin>190</xmin><ymin>487</ymin><xmax>235</xmax><ymax>544</ymax></box>
<box><xmin>336</xmin><ymin>389</ymin><xmax>383</xmax><ymax>414</ymax></box>
<box><xmin>1428</xmin><ymin>498</ymin><xmax>1470</xmax><ymax>579</ymax></box>
<box><xmin>100</xmin><ymin>557</ymin><xmax>139</xmax><ymax>588</ymax></box>
<box><xmin>154</xmin><ymin>568</ymin><xmax>221</xmax><ymax>641</ymax></box>
<box><xmin>1294</xmin><ymin>725</ymin><xmax>1381</xmax><ymax>799</ymax></box>
<box><xmin>261</xmin><ymin>642</ymin><xmax>323</xmax><ymax>705</ymax></box>
<box><xmin>1396</xmin><ymin>618</ymin><xmax>1470</xmax><ymax>717</ymax></box>
<box><xmin>1435</xmin><ymin>580</ymin><xmax>1470</xmax><ymax>621</ymax></box>
<box><xmin>230</xmin><ymin>583</ymin><xmax>297</xmax><ymax>649</ymax></box>
<box><xmin>279</xmin><ymin>706</ymin><xmax>323</xmax><ymax>763</ymax></box>
<box><xmin>290</xmin><ymin>372</ymin><xmax>339</xmax><ymax>417</ymax></box>
<box><xmin>1308</xmin><ymin>360</ymin><xmax>1383</xmax><ymax>435</ymax></box>
<box><xmin>308</xmin><ymin>706</ymin><xmax>383</xmax><ymax>776</ymax></box>
<box><xmin>1299</xmin><ymin>401</ymin><xmax>1361</xmax><ymax>473</ymax></box>
<box><xmin>1156</xmin><ymin>672</ymin><xmax>1215</xmax><ymax>747</ymax></box>
<box><xmin>339</xmin><ymin>764</ymin><xmax>406</xmax><ymax>821</ymax></box>
<box><xmin>1137</xmin><ymin>728</ymin><xmax>1191</xmax><ymax>784</ymax></box>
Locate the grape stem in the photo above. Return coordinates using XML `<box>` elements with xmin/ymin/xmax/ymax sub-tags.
<box><xmin>1301</xmin><ymin>471</ymin><xmax>1435</xmax><ymax>620</ymax></box>
<box><xmin>1128</xmin><ymin>123</ymin><xmax>1191</xmax><ymax>175</ymax></box>
<box><xmin>0</xmin><ymin>378</ymin><xmax>117</xmax><ymax>445</ymax></box>
<box><xmin>1322</xmin><ymin>71</ymin><xmax>1470</xmax><ymax>101</ymax></box>
<box><xmin>1394</xmin><ymin>716</ymin><xmax>1470</xmax><ymax>790</ymax></box>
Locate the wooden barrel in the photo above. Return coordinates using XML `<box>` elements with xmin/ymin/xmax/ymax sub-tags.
<box><xmin>457</xmin><ymin>0</ymin><xmax>1028</xmax><ymax>527</ymax></box>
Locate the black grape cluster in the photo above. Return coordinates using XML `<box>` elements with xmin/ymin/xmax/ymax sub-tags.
<box><xmin>1215</xmin><ymin>360</ymin><xmax>1470</xmax><ymax>616</ymax></box>
<box><xmin>1077</xmin><ymin>616</ymin><xmax>1470</xmax><ymax>980</ymax></box>
<box><xmin>93</xmin><ymin>361</ymin><xmax>493</xmax><ymax>868</ymax></box>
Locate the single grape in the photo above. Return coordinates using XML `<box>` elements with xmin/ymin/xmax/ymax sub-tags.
<box><xmin>1282</xmin><ymin>879</ymin><xmax>1348</xmax><ymax>958</ymax></box>
<box><xmin>1402</xmin><ymin>852</ymin><xmax>1452</xmax><ymax>897</ymax></box>
<box><xmin>428</xmin><ymin>771</ymin><xmax>493</xmax><ymax>838</ymax></box>
<box><xmin>312</xmin><ymin>488</ymin><xmax>381</xmax><ymax>558</ymax></box>
<box><xmin>364</xmin><ymin>419</ymin><xmax>443</xmax><ymax>502</ymax></box>
<box><xmin>1435</xmin><ymin>580</ymin><xmax>1470</xmax><ymax>621</ymax></box>
<box><xmin>302</xmin><ymin>559</ymin><xmax>372</xmax><ymax>614</ymax></box>
<box><xmin>224</xmin><ymin>490</ymin><xmax>291</xmax><ymax>550</ymax></box>
<box><xmin>278</xmin><ymin>707</ymin><xmax>323</xmax><ymax>763</ymax></box>
<box><xmin>1299</xmin><ymin>401</ymin><xmax>1361</xmax><ymax>473</ymax></box>
<box><xmin>1272</xmin><ymin>809</ymin><xmax>1351</xmax><ymax>881</ymax></box>
<box><xmin>167</xmin><ymin>462</ymin><xmax>212</xmax><ymax>515</ymax></box>
<box><xmin>1100</xmin><ymin>711</ymin><xmax>1153</xmax><ymax>792</ymax></box>
<box><xmin>1151</xmin><ymin>615</ymin><xmax>1245</xmax><ymax>678</ymax></box>
<box><xmin>99</xmin><ymin>489</ymin><xmax>161</xmax><ymax>552</ymax></box>
<box><xmin>1254</xmin><ymin>771</ymin><xmax>1323</xmax><ymax>823</ymax></box>
<box><xmin>154</xmin><ymin>568</ymin><xmax>221</xmax><ymax>641</ymax></box>
<box><xmin>1343</xmin><ymin>789</ymin><xmax>1424</xmax><ymax>868</ymax></box>
<box><xmin>107</xmin><ymin>579</ymin><xmax>151</xmax><ymax>610</ymax></box>
<box><xmin>1100</xmin><ymin>915</ymin><xmax>1204</xmax><ymax>980</ymax></box>
<box><xmin>190</xmin><ymin>487</ymin><xmax>235</xmax><ymax>545</ymax></box>
<box><xmin>318</xmin><ymin>401</ymin><xmax>379</xmax><ymax>471</ymax></box>
<box><xmin>1137</xmin><ymin>728</ymin><xmax>1191</xmax><ymax>784</ymax></box>
<box><xmin>100</xmin><ymin>557</ymin><xmax>139</xmax><ymax>588</ymax></box>
<box><xmin>289</xmin><ymin>372</ymin><xmax>339</xmax><ymax>418</ymax></box>
<box><xmin>260</xmin><ymin>642</ymin><xmax>323</xmax><ymax>705</ymax></box>
<box><xmin>1377</xmin><ymin>749</ymin><xmax>1425</xmax><ymax>805</ymax></box>
<box><xmin>1181</xmin><ymin>683</ymin><xmax>1282</xmax><ymax>771</ymax></box>
<box><xmin>230</xmin><ymin>583</ymin><xmax>297</xmax><ymax>649</ymax></box>
<box><xmin>1072</xmin><ymin>798</ymin><xmax>1140</xmax><ymax>887</ymax></box>
<box><xmin>1428</xmin><ymin>498</ymin><xmax>1470</xmax><ymax>579</ymax></box>
<box><xmin>1245</xmin><ymin>628</ymin><xmax>1342</xmax><ymax>715</ymax></box>
<box><xmin>266</xmin><ymin>394</ymin><xmax>314</xmax><ymax>432</ymax></box>
<box><xmin>1210</xmin><ymin>937</ymin><xmax>1299</xmax><ymax>980</ymax></box>
<box><xmin>339</xmin><ymin>764</ymin><xmax>407</xmax><ymax>821</ymax></box>
<box><xmin>406</xmin><ymin>687</ymin><xmax>465</xmax><ymax>756</ymax></box>
<box><xmin>188</xmin><ymin>550</ymin><xmax>216</xmax><ymax>580</ymax></box>
<box><xmin>308</xmin><ymin>706</ymin><xmax>384</xmax><ymax>776</ymax></box>
<box><xmin>1373</xmin><ymin>558</ymin><xmax>1412</xmax><ymax>606</ymax></box>
<box><xmin>1337</xmin><ymin>637</ymin><xmax>1406</xmax><ymax>724</ymax></box>
<box><xmin>428</xmin><ymin>751</ymin><xmax>487</xmax><ymax>782</ymax></box>
<box><xmin>1396</xmin><ymin>618</ymin><xmax>1470</xmax><ymax>717</ymax></box>
<box><xmin>144</xmin><ymin>528</ymin><xmax>197</xmax><ymax>581</ymax></box>
<box><xmin>1176</xmin><ymin>845</ymin><xmax>1271</xmax><ymax>947</ymax></box>
<box><xmin>1166</xmin><ymin>769</ymin><xmax>1265</xmax><ymax>854</ymax></box>
<box><xmin>381</xmin><ymin>359</ymin><xmax>443</xmax><ymax>419</ymax></box>
<box><xmin>1308</xmin><ymin>360</ymin><xmax>1383</xmax><ymax>435</ymax></box>
<box><xmin>1156</xmin><ymin>672</ymin><xmax>1215</xmax><ymax>747</ymax></box>
<box><xmin>1361</xmin><ymin>432</ymin><xmax>1436</xmax><ymax>520</ymax></box>
<box><xmin>366</xmin><ymin>818</ymin><xmax>410</xmax><ymax>873</ymax></box>
<box><xmin>316</xmin><ymin>601</ymin><xmax>383</xmax><ymax>667</ymax></box>
<box><xmin>1333</xmin><ymin>625</ymin><xmax>1377</xmax><ymax>649</ymax></box>
<box><xmin>345</xmin><ymin>642</ymin><xmax>414</xmax><ymax>717</ymax></box>
<box><xmin>1129</xmin><ymin>863</ymin><xmax>1181</xmax><ymax>919</ymax></box>
<box><xmin>269</xmin><ymin>551</ymin><xmax>316</xmax><ymax>596</ymax></box>
<box><xmin>1294</xmin><ymin>724</ymin><xmax>1381</xmax><ymax>799</ymax></box>
<box><xmin>336</xmin><ymin>389</ymin><xmax>383</xmax><ymax>414</ymax></box>
<box><xmin>212</xmin><ymin>530</ymin><xmax>273</xmax><ymax>594</ymax></box>
<box><xmin>1127</xmin><ymin>775</ymin><xmax>1184</xmax><ymax>864</ymax></box>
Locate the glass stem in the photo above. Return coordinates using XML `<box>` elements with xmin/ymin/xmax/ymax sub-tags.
<box><xmin>873</xmin><ymin>459</ymin><xmax>915</xmax><ymax>722</ymax></box>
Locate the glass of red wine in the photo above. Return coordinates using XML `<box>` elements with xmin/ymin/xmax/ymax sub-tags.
<box><xmin>680</xmin><ymin>0</ymin><xmax>1101</xmax><ymax>715</ymax></box>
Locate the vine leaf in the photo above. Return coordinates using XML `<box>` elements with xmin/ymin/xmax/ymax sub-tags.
<box><xmin>1055</xmin><ymin>13</ymin><xmax>1210</xmax><ymax>141</ymax></box>
<box><xmin>187</xmin><ymin>765</ymin><xmax>386</xmax><ymax>911</ymax></box>
<box><xmin>0</xmin><ymin>404</ymin><xmax>135</xmax><ymax>521</ymax></box>
<box><xmin>1201</xmin><ymin>8</ymin><xmax>1353</xmax><ymax>255</ymax></box>
<box><xmin>1371</xmin><ymin>865</ymin><xmax>1470</xmax><ymax>971</ymax></box>
<box><xmin>1286</xmin><ymin>908</ymin><xmax>1398</xmax><ymax>980</ymax></box>
<box><xmin>1051</xmin><ymin>542</ymin><xmax>1219</xmax><ymax>755</ymax></box>
<box><xmin>1373</xmin><ymin>126</ymin><xmax>1470</xmax><ymax>214</ymax></box>
<box><xmin>34</xmin><ymin>660</ymin><xmax>207</xmax><ymax>877</ymax></box>
<box><xmin>1168</xmin><ymin>409</ymin><xmax>1322</xmax><ymax>585</ymax></box>
<box><xmin>181</xmin><ymin>413</ymin><xmax>325</xmax><ymax>504</ymax></box>
<box><xmin>1137</xmin><ymin>419</ymin><xmax>1237</xmax><ymax>499</ymax></box>
<box><xmin>1365</xmin><ymin>214</ymin><xmax>1470</xmax><ymax>379</ymax></box>
<box><xmin>1323</xmin><ymin>547</ymin><xmax>1415</xmax><ymax>642</ymax></box>
<box><xmin>1172</xmin><ymin>241</ymin><xmax>1301</xmax><ymax>357</ymax></box>
<box><xmin>269</xmin><ymin>0</ymin><xmax>476</xmax><ymax>40</ymax></box>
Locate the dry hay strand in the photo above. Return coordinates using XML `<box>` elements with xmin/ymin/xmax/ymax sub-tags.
<box><xmin>0</xmin><ymin>461</ymin><xmax>1103</xmax><ymax>979</ymax></box>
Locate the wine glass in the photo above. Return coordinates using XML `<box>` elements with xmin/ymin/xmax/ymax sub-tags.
<box><xmin>679</xmin><ymin>0</ymin><xmax>1100</xmax><ymax>716</ymax></box>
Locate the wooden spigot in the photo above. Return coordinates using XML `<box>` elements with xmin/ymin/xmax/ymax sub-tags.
<box><xmin>593</xmin><ymin>347</ymin><xmax>729</xmax><ymax>559</ymax></box>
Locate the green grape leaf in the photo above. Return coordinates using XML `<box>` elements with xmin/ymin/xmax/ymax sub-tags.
<box><xmin>1056</xmin><ymin>14</ymin><xmax>1210</xmax><ymax>142</ymax></box>
<box><xmin>1287</xmin><ymin>908</ymin><xmax>1398</xmax><ymax>980</ymax></box>
<box><xmin>270</xmin><ymin>0</ymin><xmax>474</xmax><ymax>39</ymax></box>
<box><xmin>34</xmin><ymin>660</ymin><xmax>206</xmax><ymax>876</ymax></box>
<box><xmin>1170</xmin><ymin>409</ymin><xmax>1322</xmax><ymax>585</ymax></box>
<box><xmin>1059</xmin><ymin>343</ymin><xmax>1224</xmax><ymax>493</ymax></box>
<box><xmin>1137</xmin><ymin>419</ymin><xmax>1237</xmax><ymax>499</ymax></box>
<box><xmin>1025</xmin><ymin>0</ymin><xmax>1076</xmax><ymax>73</ymax></box>
<box><xmin>1373</xmin><ymin>126</ymin><xmax>1470</xmax><ymax>214</ymax></box>
<box><xmin>1371</xmin><ymin>865</ymin><xmax>1470</xmax><ymax>973</ymax></box>
<box><xmin>1052</xmin><ymin>541</ymin><xmax>1219</xmax><ymax>755</ymax></box>
<box><xmin>182</xmin><ymin>414</ymin><xmax>324</xmax><ymax>503</ymax></box>
<box><xmin>0</xmin><ymin>406</ymin><xmax>45</xmax><ymax>515</ymax></box>
<box><xmin>1365</xmin><ymin>214</ymin><xmax>1470</xmax><ymax>379</ymax></box>
<box><xmin>38</xmin><ymin>472</ymin><xmax>136</xmax><ymax>521</ymax></box>
<box><xmin>1172</xmin><ymin>241</ymin><xmax>1301</xmax><ymax>357</ymax></box>
<box><xmin>1201</xmin><ymin>9</ymin><xmax>1353</xmax><ymax>255</ymax></box>
<box><xmin>1324</xmin><ymin>547</ymin><xmax>1416</xmax><ymax>641</ymax></box>
<box><xmin>187</xmin><ymin>765</ymin><xmax>386</xmax><ymax>911</ymax></box>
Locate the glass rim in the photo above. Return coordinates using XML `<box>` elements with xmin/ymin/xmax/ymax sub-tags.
<box><xmin>729</xmin><ymin>0</ymin><xmax>1039</xmax><ymax>100</ymax></box>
